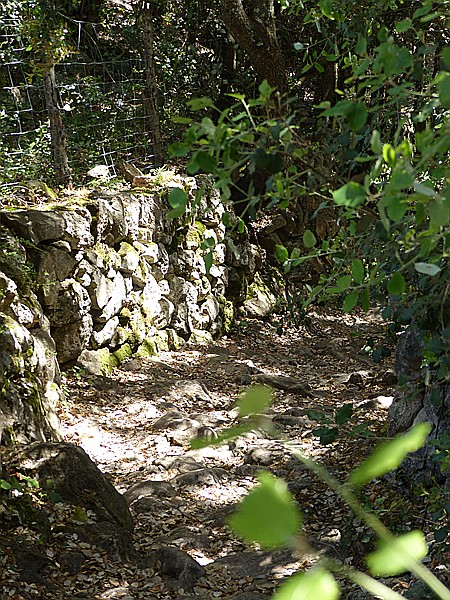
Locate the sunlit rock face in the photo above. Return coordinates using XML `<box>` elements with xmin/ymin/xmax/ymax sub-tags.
<box><xmin>0</xmin><ymin>175</ymin><xmax>236</xmax><ymax>445</ymax></box>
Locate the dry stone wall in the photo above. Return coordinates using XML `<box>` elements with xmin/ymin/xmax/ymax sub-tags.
<box><xmin>0</xmin><ymin>174</ymin><xmax>232</xmax><ymax>445</ymax></box>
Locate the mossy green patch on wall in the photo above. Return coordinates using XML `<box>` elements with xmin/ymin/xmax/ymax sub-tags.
<box><xmin>218</xmin><ymin>296</ymin><xmax>235</xmax><ymax>333</ymax></box>
<box><xmin>113</xmin><ymin>343</ymin><xmax>133</xmax><ymax>364</ymax></box>
<box><xmin>135</xmin><ymin>338</ymin><xmax>157</xmax><ymax>358</ymax></box>
<box><xmin>97</xmin><ymin>347</ymin><xmax>120</xmax><ymax>374</ymax></box>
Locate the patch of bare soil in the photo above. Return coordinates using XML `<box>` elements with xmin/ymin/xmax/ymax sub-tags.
<box><xmin>1</xmin><ymin>309</ymin><xmax>433</xmax><ymax>599</ymax></box>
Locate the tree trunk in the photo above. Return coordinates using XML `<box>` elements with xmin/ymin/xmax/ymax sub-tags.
<box><xmin>219</xmin><ymin>0</ymin><xmax>287</xmax><ymax>93</ymax></box>
<box><xmin>42</xmin><ymin>64</ymin><xmax>72</xmax><ymax>187</ymax></box>
<box><xmin>140</xmin><ymin>1</ymin><xmax>164</xmax><ymax>167</ymax></box>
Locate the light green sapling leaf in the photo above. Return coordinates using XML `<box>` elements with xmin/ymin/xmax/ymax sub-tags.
<box><xmin>237</xmin><ymin>385</ymin><xmax>273</xmax><ymax>417</ymax></box>
<box><xmin>273</xmin><ymin>568</ymin><xmax>340</xmax><ymax>600</ymax></box>
<box><xmin>350</xmin><ymin>422</ymin><xmax>432</xmax><ymax>486</ymax></box>
<box><xmin>361</xmin><ymin>287</ymin><xmax>370</xmax><ymax>312</ymax></box>
<box><xmin>332</xmin><ymin>182</ymin><xmax>366</xmax><ymax>207</ymax></box>
<box><xmin>347</xmin><ymin>102</ymin><xmax>368</xmax><ymax>132</ymax></box>
<box><xmin>414</xmin><ymin>262</ymin><xmax>442</xmax><ymax>276</ymax></box>
<box><xmin>303</xmin><ymin>229</ymin><xmax>317</xmax><ymax>248</ymax></box>
<box><xmin>204</xmin><ymin>250</ymin><xmax>213</xmax><ymax>274</ymax></box>
<box><xmin>367</xmin><ymin>530</ymin><xmax>428</xmax><ymax>576</ymax></box>
<box><xmin>229</xmin><ymin>472</ymin><xmax>302</xmax><ymax>549</ymax></box>
<box><xmin>186</xmin><ymin>96</ymin><xmax>214</xmax><ymax>111</ymax></box>
<box><xmin>275</xmin><ymin>244</ymin><xmax>289</xmax><ymax>263</ymax></box>
<box><xmin>343</xmin><ymin>289</ymin><xmax>359</xmax><ymax>313</ymax></box>
<box><xmin>386</xmin><ymin>272</ymin><xmax>405</xmax><ymax>295</ymax></box>
<box><xmin>167</xmin><ymin>187</ymin><xmax>187</xmax><ymax>219</ymax></box>
<box><xmin>335</xmin><ymin>403</ymin><xmax>353</xmax><ymax>425</ymax></box>
<box><xmin>438</xmin><ymin>73</ymin><xmax>450</xmax><ymax>108</ymax></box>
<box><xmin>442</xmin><ymin>47</ymin><xmax>450</xmax><ymax>68</ymax></box>
<box><xmin>351</xmin><ymin>258</ymin><xmax>365</xmax><ymax>284</ymax></box>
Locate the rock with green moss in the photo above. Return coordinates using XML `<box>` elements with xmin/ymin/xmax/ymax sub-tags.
<box><xmin>113</xmin><ymin>343</ymin><xmax>133</xmax><ymax>364</ymax></box>
<box><xmin>135</xmin><ymin>338</ymin><xmax>157</xmax><ymax>358</ymax></box>
<box><xmin>188</xmin><ymin>329</ymin><xmax>214</xmax><ymax>346</ymax></box>
<box><xmin>218</xmin><ymin>296</ymin><xmax>235</xmax><ymax>334</ymax></box>
<box><xmin>243</xmin><ymin>272</ymin><xmax>278</xmax><ymax>318</ymax></box>
<box><xmin>0</xmin><ymin>312</ymin><xmax>62</xmax><ymax>444</ymax></box>
<box><xmin>118</xmin><ymin>242</ymin><xmax>140</xmax><ymax>274</ymax></box>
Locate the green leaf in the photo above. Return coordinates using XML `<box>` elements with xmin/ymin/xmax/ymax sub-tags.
<box><xmin>237</xmin><ymin>385</ymin><xmax>273</xmax><ymax>417</ymax></box>
<box><xmin>303</xmin><ymin>229</ymin><xmax>317</xmax><ymax>248</ymax></box>
<box><xmin>355</xmin><ymin>37</ymin><xmax>367</xmax><ymax>55</ymax></box>
<box><xmin>370</xmin><ymin>130</ymin><xmax>382</xmax><ymax>154</ymax></box>
<box><xmin>382</xmin><ymin>144</ymin><xmax>396</xmax><ymax>167</ymax></box>
<box><xmin>186</xmin><ymin>96</ymin><xmax>214</xmax><ymax>111</ymax></box>
<box><xmin>229</xmin><ymin>472</ymin><xmax>302</xmax><ymax>548</ymax></box>
<box><xmin>194</xmin><ymin>151</ymin><xmax>218</xmax><ymax>173</ymax></box>
<box><xmin>347</xmin><ymin>102</ymin><xmax>368</xmax><ymax>132</ymax></box>
<box><xmin>169</xmin><ymin>142</ymin><xmax>190</xmax><ymax>157</ymax></box>
<box><xmin>322</xmin><ymin>99</ymin><xmax>353</xmax><ymax>117</ymax></box>
<box><xmin>335</xmin><ymin>403</ymin><xmax>353</xmax><ymax>425</ymax></box>
<box><xmin>350</xmin><ymin>422</ymin><xmax>432</xmax><ymax>486</ymax></box>
<box><xmin>351</xmin><ymin>259</ymin><xmax>365</xmax><ymax>284</ymax></box>
<box><xmin>386</xmin><ymin>272</ymin><xmax>405</xmax><ymax>295</ymax></box>
<box><xmin>275</xmin><ymin>245</ymin><xmax>289</xmax><ymax>263</ymax></box>
<box><xmin>335</xmin><ymin>274</ymin><xmax>352</xmax><ymax>292</ymax></box>
<box><xmin>305</xmin><ymin>409</ymin><xmax>329</xmax><ymax>423</ymax></box>
<box><xmin>414</xmin><ymin>262</ymin><xmax>442</xmax><ymax>276</ymax></box>
<box><xmin>343</xmin><ymin>289</ymin><xmax>359</xmax><ymax>313</ymax></box>
<box><xmin>361</xmin><ymin>287</ymin><xmax>370</xmax><ymax>312</ymax></box>
<box><xmin>332</xmin><ymin>182</ymin><xmax>366</xmax><ymax>207</ymax></box>
<box><xmin>314</xmin><ymin>426</ymin><xmax>339</xmax><ymax>445</ymax></box>
<box><xmin>171</xmin><ymin>116</ymin><xmax>193</xmax><ymax>125</ymax></box>
<box><xmin>320</xmin><ymin>0</ymin><xmax>335</xmax><ymax>19</ymax></box>
<box><xmin>204</xmin><ymin>250</ymin><xmax>213</xmax><ymax>274</ymax></box>
<box><xmin>73</xmin><ymin>506</ymin><xmax>88</xmax><ymax>522</ymax></box>
<box><xmin>0</xmin><ymin>479</ymin><xmax>11</xmax><ymax>490</ymax></box>
<box><xmin>259</xmin><ymin>79</ymin><xmax>276</xmax><ymax>98</ymax></box>
<box><xmin>367</xmin><ymin>530</ymin><xmax>428</xmax><ymax>576</ymax></box>
<box><xmin>429</xmin><ymin>198</ymin><xmax>450</xmax><ymax>228</ymax></box>
<box><xmin>386</xmin><ymin>195</ymin><xmax>407</xmax><ymax>221</ymax></box>
<box><xmin>438</xmin><ymin>73</ymin><xmax>450</xmax><ymax>108</ymax></box>
<box><xmin>395</xmin><ymin>19</ymin><xmax>411</xmax><ymax>32</ymax></box>
<box><xmin>168</xmin><ymin>187</ymin><xmax>187</xmax><ymax>209</ymax></box>
<box><xmin>273</xmin><ymin>568</ymin><xmax>340</xmax><ymax>600</ymax></box>
<box><xmin>442</xmin><ymin>47</ymin><xmax>450</xmax><ymax>69</ymax></box>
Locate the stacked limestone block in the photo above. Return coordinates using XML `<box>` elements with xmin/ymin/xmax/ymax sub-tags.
<box><xmin>0</xmin><ymin>174</ymin><xmax>229</xmax><ymax>443</ymax></box>
<box><xmin>0</xmin><ymin>225</ymin><xmax>62</xmax><ymax>444</ymax></box>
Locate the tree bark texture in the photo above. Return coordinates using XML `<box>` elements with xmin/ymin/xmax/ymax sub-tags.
<box><xmin>140</xmin><ymin>1</ymin><xmax>164</xmax><ymax>167</ymax></box>
<box><xmin>219</xmin><ymin>0</ymin><xmax>287</xmax><ymax>93</ymax></box>
<box><xmin>42</xmin><ymin>64</ymin><xmax>72</xmax><ymax>187</ymax></box>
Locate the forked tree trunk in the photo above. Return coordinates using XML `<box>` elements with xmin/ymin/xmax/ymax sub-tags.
<box><xmin>42</xmin><ymin>64</ymin><xmax>72</xmax><ymax>186</ymax></box>
<box><xmin>140</xmin><ymin>1</ymin><xmax>164</xmax><ymax>167</ymax></box>
<box><xmin>219</xmin><ymin>0</ymin><xmax>287</xmax><ymax>93</ymax></box>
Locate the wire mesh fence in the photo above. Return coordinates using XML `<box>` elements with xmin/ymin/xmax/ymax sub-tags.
<box><xmin>0</xmin><ymin>35</ymin><xmax>157</xmax><ymax>190</ymax></box>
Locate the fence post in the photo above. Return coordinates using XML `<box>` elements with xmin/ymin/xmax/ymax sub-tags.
<box><xmin>42</xmin><ymin>64</ymin><xmax>72</xmax><ymax>186</ymax></box>
<box><xmin>140</xmin><ymin>1</ymin><xmax>164</xmax><ymax>167</ymax></box>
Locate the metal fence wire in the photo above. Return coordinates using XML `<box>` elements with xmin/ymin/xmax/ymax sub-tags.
<box><xmin>0</xmin><ymin>27</ymin><xmax>156</xmax><ymax>189</ymax></box>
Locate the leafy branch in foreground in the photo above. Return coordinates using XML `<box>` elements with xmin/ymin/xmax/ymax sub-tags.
<box><xmin>192</xmin><ymin>385</ymin><xmax>449</xmax><ymax>600</ymax></box>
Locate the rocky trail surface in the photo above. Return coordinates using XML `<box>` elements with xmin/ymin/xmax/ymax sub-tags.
<box><xmin>2</xmin><ymin>310</ymin><xmax>426</xmax><ymax>600</ymax></box>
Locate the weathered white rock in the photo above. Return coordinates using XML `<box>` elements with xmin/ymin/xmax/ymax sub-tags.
<box><xmin>98</xmin><ymin>271</ymin><xmax>127</xmax><ymax>322</ymax></box>
<box><xmin>134</xmin><ymin>241</ymin><xmax>159</xmax><ymax>264</ymax></box>
<box><xmin>92</xmin><ymin>316</ymin><xmax>120</xmax><ymax>348</ymax></box>
<box><xmin>52</xmin><ymin>314</ymin><xmax>93</xmax><ymax>363</ymax></box>
<box><xmin>36</xmin><ymin>247</ymin><xmax>78</xmax><ymax>307</ymax></box>
<box><xmin>118</xmin><ymin>242</ymin><xmax>140</xmax><ymax>274</ymax></box>
<box><xmin>93</xmin><ymin>193</ymin><xmax>127</xmax><ymax>245</ymax></box>
<box><xmin>46</xmin><ymin>280</ymin><xmax>91</xmax><ymax>326</ymax></box>
<box><xmin>0</xmin><ymin>272</ymin><xmax>17</xmax><ymax>309</ymax></box>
